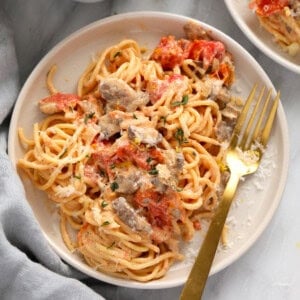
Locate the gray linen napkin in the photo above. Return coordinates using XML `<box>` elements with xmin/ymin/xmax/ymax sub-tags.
<box><xmin>0</xmin><ymin>9</ymin><xmax>103</xmax><ymax>300</ymax></box>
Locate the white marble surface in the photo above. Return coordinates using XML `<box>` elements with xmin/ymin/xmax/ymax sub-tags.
<box><xmin>2</xmin><ymin>0</ymin><xmax>300</xmax><ymax>299</ymax></box>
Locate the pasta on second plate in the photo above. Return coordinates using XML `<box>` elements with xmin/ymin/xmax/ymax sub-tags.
<box><xmin>249</xmin><ymin>0</ymin><xmax>300</xmax><ymax>56</ymax></box>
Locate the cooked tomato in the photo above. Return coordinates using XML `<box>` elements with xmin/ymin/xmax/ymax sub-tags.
<box><xmin>134</xmin><ymin>188</ymin><xmax>171</xmax><ymax>229</ymax></box>
<box><xmin>41</xmin><ymin>93</ymin><xmax>79</xmax><ymax>110</ymax></box>
<box><xmin>211</xmin><ymin>62</ymin><xmax>234</xmax><ymax>86</ymax></box>
<box><xmin>133</xmin><ymin>188</ymin><xmax>185</xmax><ymax>230</ymax></box>
<box><xmin>146</xmin><ymin>79</ymin><xmax>167</xmax><ymax>104</ymax></box>
<box><xmin>91</xmin><ymin>141</ymin><xmax>115</xmax><ymax>179</ymax></box>
<box><xmin>134</xmin><ymin>188</ymin><xmax>160</xmax><ymax>207</ymax></box>
<box><xmin>148</xmin><ymin>200</ymin><xmax>170</xmax><ymax>228</ymax></box>
<box><xmin>151</xmin><ymin>35</ymin><xmax>190</xmax><ymax>70</ymax></box>
<box><xmin>114</xmin><ymin>143</ymin><xmax>164</xmax><ymax>170</ymax></box>
<box><xmin>250</xmin><ymin>0</ymin><xmax>289</xmax><ymax>16</ymax></box>
<box><xmin>115</xmin><ymin>143</ymin><xmax>150</xmax><ymax>170</ymax></box>
<box><xmin>91</xmin><ymin>152</ymin><xmax>114</xmax><ymax>180</ymax></box>
<box><xmin>148</xmin><ymin>147</ymin><xmax>165</xmax><ymax>163</ymax></box>
<box><xmin>188</xmin><ymin>40</ymin><xmax>225</xmax><ymax>67</ymax></box>
<box><xmin>151</xmin><ymin>35</ymin><xmax>226</xmax><ymax>70</ymax></box>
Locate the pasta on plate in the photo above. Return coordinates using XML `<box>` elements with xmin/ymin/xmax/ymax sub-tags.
<box><xmin>17</xmin><ymin>22</ymin><xmax>241</xmax><ymax>282</ymax></box>
<box><xmin>249</xmin><ymin>0</ymin><xmax>300</xmax><ymax>56</ymax></box>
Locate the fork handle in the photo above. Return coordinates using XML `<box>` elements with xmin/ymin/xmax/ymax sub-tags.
<box><xmin>180</xmin><ymin>172</ymin><xmax>241</xmax><ymax>300</ymax></box>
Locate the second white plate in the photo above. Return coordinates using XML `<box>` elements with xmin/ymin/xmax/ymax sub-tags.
<box><xmin>225</xmin><ymin>0</ymin><xmax>300</xmax><ymax>73</ymax></box>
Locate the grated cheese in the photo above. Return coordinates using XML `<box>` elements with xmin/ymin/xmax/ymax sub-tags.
<box><xmin>55</xmin><ymin>185</ymin><xmax>77</xmax><ymax>198</ymax></box>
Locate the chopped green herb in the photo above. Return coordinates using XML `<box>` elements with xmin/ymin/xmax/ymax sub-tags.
<box><xmin>133</xmin><ymin>113</ymin><xmax>138</xmax><ymax>119</ymax></box>
<box><xmin>101</xmin><ymin>201</ymin><xmax>108</xmax><ymax>208</ymax></box>
<box><xmin>110</xmin><ymin>163</ymin><xmax>116</xmax><ymax>169</ymax></box>
<box><xmin>148</xmin><ymin>167</ymin><xmax>159</xmax><ymax>175</ymax></box>
<box><xmin>174</xmin><ymin>128</ymin><xmax>187</xmax><ymax>145</ymax></box>
<box><xmin>171</xmin><ymin>95</ymin><xmax>189</xmax><ymax>107</ymax></box>
<box><xmin>110</xmin><ymin>181</ymin><xmax>119</xmax><ymax>191</ymax></box>
<box><xmin>101</xmin><ymin>221</ymin><xmax>110</xmax><ymax>226</ymax></box>
<box><xmin>84</xmin><ymin>112</ymin><xmax>95</xmax><ymax>124</ymax></box>
<box><xmin>160</xmin><ymin>116</ymin><xmax>167</xmax><ymax>125</ymax></box>
<box><xmin>74</xmin><ymin>175</ymin><xmax>81</xmax><ymax>180</ymax></box>
<box><xmin>181</xmin><ymin>95</ymin><xmax>189</xmax><ymax>104</ymax></box>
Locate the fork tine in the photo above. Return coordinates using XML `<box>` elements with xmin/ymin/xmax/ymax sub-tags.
<box><xmin>229</xmin><ymin>84</ymin><xmax>257</xmax><ymax>149</ymax></box>
<box><xmin>260</xmin><ymin>91</ymin><xmax>280</xmax><ymax>147</ymax></box>
<box><xmin>249</xmin><ymin>89</ymin><xmax>279</xmax><ymax>148</ymax></box>
<box><xmin>239</xmin><ymin>86</ymin><xmax>265</xmax><ymax>150</ymax></box>
<box><xmin>251</xmin><ymin>89</ymin><xmax>272</xmax><ymax>144</ymax></box>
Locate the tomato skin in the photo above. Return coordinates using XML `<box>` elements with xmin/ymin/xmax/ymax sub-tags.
<box><xmin>250</xmin><ymin>0</ymin><xmax>289</xmax><ymax>16</ymax></box>
<box><xmin>41</xmin><ymin>93</ymin><xmax>79</xmax><ymax>110</ymax></box>
<box><xmin>210</xmin><ymin>62</ymin><xmax>234</xmax><ymax>86</ymax></box>
<box><xmin>93</xmin><ymin>142</ymin><xmax>164</xmax><ymax>177</ymax></box>
<box><xmin>188</xmin><ymin>40</ymin><xmax>225</xmax><ymax>67</ymax></box>
<box><xmin>148</xmin><ymin>198</ymin><xmax>170</xmax><ymax>228</ymax></box>
<box><xmin>133</xmin><ymin>188</ymin><xmax>185</xmax><ymax>241</ymax></box>
<box><xmin>148</xmin><ymin>147</ymin><xmax>164</xmax><ymax>163</ymax></box>
<box><xmin>133</xmin><ymin>188</ymin><xmax>171</xmax><ymax>229</ymax></box>
<box><xmin>151</xmin><ymin>35</ymin><xmax>190</xmax><ymax>70</ymax></box>
<box><xmin>91</xmin><ymin>152</ymin><xmax>114</xmax><ymax>180</ymax></box>
<box><xmin>146</xmin><ymin>79</ymin><xmax>168</xmax><ymax>104</ymax></box>
<box><xmin>151</xmin><ymin>35</ymin><xmax>226</xmax><ymax>70</ymax></box>
<box><xmin>90</xmin><ymin>141</ymin><xmax>114</xmax><ymax>179</ymax></box>
<box><xmin>115</xmin><ymin>144</ymin><xmax>151</xmax><ymax>170</ymax></box>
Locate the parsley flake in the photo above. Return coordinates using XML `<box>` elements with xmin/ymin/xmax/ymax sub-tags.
<box><xmin>84</xmin><ymin>112</ymin><xmax>95</xmax><ymax>124</ymax></box>
<box><xmin>101</xmin><ymin>221</ymin><xmax>110</xmax><ymax>226</ymax></box>
<box><xmin>101</xmin><ymin>201</ymin><xmax>108</xmax><ymax>208</ymax></box>
<box><xmin>174</xmin><ymin>128</ymin><xmax>187</xmax><ymax>145</ymax></box>
<box><xmin>110</xmin><ymin>181</ymin><xmax>119</xmax><ymax>191</ymax></box>
<box><xmin>171</xmin><ymin>95</ymin><xmax>189</xmax><ymax>107</ymax></box>
<box><xmin>160</xmin><ymin>116</ymin><xmax>167</xmax><ymax>125</ymax></box>
<box><xmin>148</xmin><ymin>167</ymin><xmax>159</xmax><ymax>175</ymax></box>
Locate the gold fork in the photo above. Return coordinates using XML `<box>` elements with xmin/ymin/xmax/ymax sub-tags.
<box><xmin>180</xmin><ymin>85</ymin><xmax>280</xmax><ymax>300</ymax></box>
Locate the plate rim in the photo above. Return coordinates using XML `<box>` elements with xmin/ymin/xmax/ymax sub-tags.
<box><xmin>7</xmin><ymin>11</ymin><xmax>290</xmax><ymax>289</ymax></box>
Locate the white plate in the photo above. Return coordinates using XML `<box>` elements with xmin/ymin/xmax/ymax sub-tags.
<box><xmin>8</xmin><ymin>12</ymin><xmax>289</xmax><ymax>289</ymax></box>
<box><xmin>224</xmin><ymin>0</ymin><xmax>300</xmax><ymax>73</ymax></box>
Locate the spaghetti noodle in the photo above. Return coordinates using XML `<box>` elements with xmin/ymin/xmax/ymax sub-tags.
<box><xmin>18</xmin><ymin>22</ymin><xmax>240</xmax><ymax>282</ymax></box>
<box><xmin>249</xmin><ymin>0</ymin><xmax>300</xmax><ymax>56</ymax></box>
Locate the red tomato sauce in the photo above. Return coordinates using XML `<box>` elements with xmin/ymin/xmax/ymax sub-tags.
<box><xmin>151</xmin><ymin>35</ymin><xmax>226</xmax><ymax>70</ymax></box>
<box><xmin>250</xmin><ymin>0</ymin><xmax>289</xmax><ymax>16</ymax></box>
